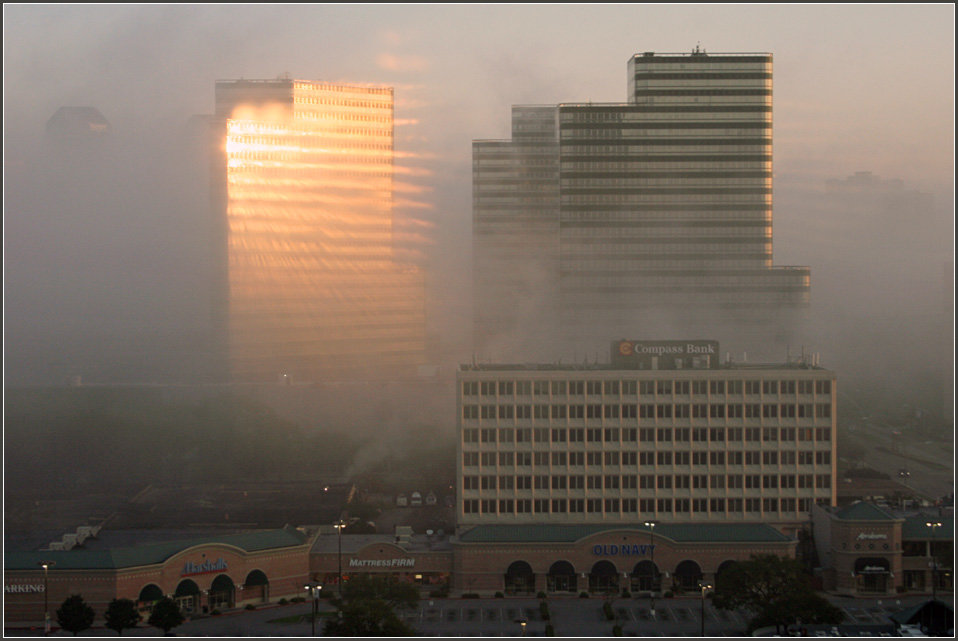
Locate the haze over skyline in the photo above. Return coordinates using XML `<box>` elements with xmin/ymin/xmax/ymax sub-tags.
<box><xmin>3</xmin><ymin>4</ymin><xmax>955</xmax><ymax>396</ymax></box>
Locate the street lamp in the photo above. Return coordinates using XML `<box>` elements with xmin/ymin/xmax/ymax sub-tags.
<box><xmin>304</xmin><ymin>582</ymin><xmax>322</xmax><ymax>636</ymax></box>
<box><xmin>699</xmin><ymin>582</ymin><xmax>712</xmax><ymax>637</ymax></box>
<box><xmin>926</xmin><ymin>521</ymin><xmax>942</xmax><ymax>601</ymax></box>
<box><xmin>643</xmin><ymin>520</ymin><xmax>658</xmax><ymax>618</ymax></box>
<box><xmin>334</xmin><ymin>520</ymin><xmax>346</xmax><ymax>597</ymax></box>
<box><xmin>39</xmin><ymin>561</ymin><xmax>55</xmax><ymax>636</ymax></box>
<box><xmin>517</xmin><ymin>617</ymin><xmax>527</xmax><ymax>636</ymax></box>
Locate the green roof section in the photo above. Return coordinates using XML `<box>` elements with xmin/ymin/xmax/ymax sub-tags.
<box><xmin>456</xmin><ymin>523</ymin><xmax>792</xmax><ymax>544</ymax></box>
<box><xmin>902</xmin><ymin>515</ymin><xmax>954</xmax><ymax>540</ymax></box>
<box><xmin>833</xmin><ymin>502</ymin><xmax>898</xmax><ymax>521</ymax></box>
<box><xmin>4</xmin><ymin>526</ymin><xmax>309</xmax><ymax>571</ymax></box>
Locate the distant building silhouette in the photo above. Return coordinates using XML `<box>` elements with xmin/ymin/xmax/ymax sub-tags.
<box><xmin>473</xmin><ymin>50</ymin><xmax>810</xmax><ymax>362</ymax></box>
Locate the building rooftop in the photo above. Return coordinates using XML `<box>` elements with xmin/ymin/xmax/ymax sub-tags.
<box><xmin>311</xmin><ymin>533</ymin><xmax>453</xmax><ymax>555</ymax></box>
<box><xmin>4</xmin><ymin>526</ymin><xmax>310</xmax><ymax>571</ymax></box>
<box><xmin>456</xmin><ymin>523</ymin><xmax>793</xmax><ymax>544</ymax></box>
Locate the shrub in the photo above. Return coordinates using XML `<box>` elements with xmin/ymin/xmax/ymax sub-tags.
<box><xmin>613</xmin><ymin>623</ymin><xmax>623</xmax><ymax>636</ymax></box>
<box><xmin>279</xmin><ymin>598</ymin><xmax>289</xmax><ymax>605</ymax></box>
<box><xmin>494</xmin><ymin>591</ymin><xmax>505</xmax><ymax>598</ymax></box>
<box><xmin>545</xmin><ymin>623</ymin><xmax>555</xmax><ymax>636</ymax></box>
<box><xmin>664</xmin><ymin>590</ymin><xmax>674</xmax><ymax>598</ymax></box>
<box><xmin>537</xmin><ymin>591</ymin><xmax>547</xmax><ymax>600</ymax></box>
<box><xmin>539</xmin><ymin>600</ymin><xmax>550</xmax><ymax>621</ymax></box>
<box><xmin>211</xmin><ymin>609</ymin><xmax>221</xmax><ymax>616</ymax></box>
<box><xmin>621</xmin><ymin>589</ymin><xmax>631</xmax><ymax>598</ymax></box>
<box><xmin>245</xmin><ymin>604</ymin><xmax>256</xmax><ymax>610</ymax></box>
<box><xmin>579</xmin><ymin>591</ymin><xmax>590</xmax><ymax>598</ymax></box>
<box><xmin>461</xmin><ymin>593</ymin><xmax>480</xmax><ymax>599</ymax></box>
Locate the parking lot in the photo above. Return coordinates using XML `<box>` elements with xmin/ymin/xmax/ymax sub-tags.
<box><xmin>6</xmin><ymin>595</ymin><xmax>946</xmax><ymax>637</ymax></box>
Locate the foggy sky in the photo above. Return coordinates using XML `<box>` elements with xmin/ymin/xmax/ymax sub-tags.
<box><xmin>3</xmin><ymin>4</ymin><xmax>955</xmax><ymax>395</ymax></box>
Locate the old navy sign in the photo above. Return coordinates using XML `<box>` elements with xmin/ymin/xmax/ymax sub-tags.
<box><xmin>181</xmin><ymin>558</ymin><xmax>228</xmax><ymax>576</ymax></box>
<box><xmin>593</xmin><ymin>544</ymin><xmax>655</xmax><ymax>557</ymax></box>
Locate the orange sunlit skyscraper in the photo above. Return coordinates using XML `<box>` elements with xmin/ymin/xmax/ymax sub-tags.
<box><xmin>210</xmin><ymin>77</ymin><xmax>425</xmax><ymax>382</ymax></box>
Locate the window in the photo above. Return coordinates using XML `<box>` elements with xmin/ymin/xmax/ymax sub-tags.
<box><xmin>780</xmin><ymin>427</ymin><xmax>795</xmax><ymax>441</ymax></box>
<box><xmin>709</xmin><ymin>451</ymin><xmax>725</xmax><ymax>465</ymax></box>
<box><xmin>551</xmin><ymin>452</ymin><xmax>567</xmax><ymax>466</ymax></box>
<box><xmin>569</xmin><ymin>451</ymin><xmax>584</xmax><ymax>466</ymax></box>
<box><xmin>657</xmin><ymin>404</ymin><xmax>673</xmax><ymax>418</ymax></box>
<box><xmin>692</xmin><ymin>380</ymin><xmax>708</xmax><ymax>395</ymax></box>
<box><xmin>605</xmin><ymin>498</ymin><xmax>621</xmax><ymax>513</ymax></box>
<box><xmin>674</xmin><ymin>404</ymin><xmax>690</xmax><ymax>418</ymax></box>
<box><xmin>569</xmin><ymin>499</ymin><xmax>584</xmax><ymax>513</ymax></box>
<box><xmin>481</xmin><ymin>452</ymin><xmax>497</xmax><ymax>466</ymax></box>
<box><xmin>499</xmin><ymin>475</ymin><xmax>514</xmax><ymax>489</ymax></box>
<box><xmin>481</xmin><ymin>405</ymin><xmax>496</xmax><ymax>419</ymax></box>
<box><xmin>692</xmin><ymin>498</ymin><xmax>708</xmax><ymax>513</ymax></box>
<box><xmin>816</xmin><ymin>427</ymin><xmax>832</xmax><ymax>442</ymax></box>
<box><xmin>727</xmin><ymin>405</ymin><xmax>743</xmax><ymax>418</ymax></box>
<box><xmin>675</xmin><ymin>474</ymin><xmax>691</xmax><ymax>489</ymax></box>
<box><xmin>481</xmin><ymin>476</ymin><xmax>496</xmax><ymax>490</ymax></box>
<box><xmin>604</xmin><ymin>380</ymin><xmax>620</xmax><ymax>395</ymax></box>
<box><xmin>534</xmin><ymin>405</ymin><xmax>549</xmax><ymax>419</ymax></box>
<box><xmin>517</xmin><ymin>428</ymin><xmax>532</xmax><ymax>442</ymax></box>
<box><xmin>640</xmin><ymin>475</ymin><xmax>655</xmax><ymax>489</ymax></box>
<box><xmin>710</xmin><ymin>475</ymin><xmax>725</xmax><ymax>489</ymax></box>
<box><xmin>516</xmin><ymin>381</ymin><xmax>532</xmax><ymax>395</ymax></box>
<box><xmin>534</xmin><ymin>381</ymin><xmax>550</xmax><ymax>395</ymax></box>
<box><xmin>516</xmin><ymin>475</ymin><xmax>532</xmax><ymax>489</ymax></box>
<box><xmin>623</xmin><ymin>428</ymin><xmax>638</xmax><ymax>442</ymax></box>
<box><xmin>640</xmin><ymin>404</ymin><xmax>656</xmax><ymax>418</ymax></box>
<box><xmin>727</xmin><ymin>474</ymin><xmax>743</xmax><ymax>489</ymax></box>
<box><xmin>709</xmin><ymin>427</ymin><xmax>725</xmax><ymax>442</ymax></box>
<box><xmin>622</xmin><ymin>381</ymin><xmax>637</xmax><ymax>395</ymax></box>
<box><xmin>534</xmin><ymin>499</ymin><xmax>549</xmax><ymax>513</ymax></box>
<box><xmin>762</xmin><ymin>404</ymin><xmax>778</xmax><ymax>418</ymax></box>
<box><xmin>780</xmin><ymin>404</ymin><xmax>796</xmax><ymax>418</ymax></box>
<box><xmin>657</xmin><ymin>452</ymin><xmax>673</xmax><ymax>465</ymax></box>
<box><xmin>605</xmin><ymin>404</ymin><xmax>620</xmax><ymax>418</ymax></box>
<box><xmin>763</xmin><ymin>427</ymin><xmax>779</xmax><ymax>442</ymax></box>
<box><xmin>727</xmin><ymin>380</ymin><xmax>743</xmax><ymax>394</ymax></box>
<box><xmin>587</xmin><ymin>381</ymin><xmax>602</xmax><ymax>395</ymax></box>
<box><xmin>463</xmin><ymin>452</ymin><xmax>479</xmax><ymax>466</ymax></box>
<box><xmin>763</xmin><ymin>498</ymin><xmax>779</xmax><ymax>512</ymax></box>
<box><xmin>640</xmin><ymin>499</ymin><xmax>655</xmax><ymax>513</ymax></box>
<box><xmin>499</xmin><ymin>428</ymin><xmax>515</xmax><ymax>443</ymax></box>
<box><xmin>674</xmin><ymin>381</ymin><xmax>690</xmax><ymax>395</ymax></box>
<box><xmin>587</xmin><ymin>451</ymin><xmax>602</xmax><ymax>466</ymax></box>
<box><xmin>587</xmin><ymin>428</ymin><xmax>602</xmax><ymax>442</ymax></box>
<box><xmin>657</xmin><ymin>427</ymin><xmax>672</xmax><ymax>442</ymax></box>
<box><xmin>481</xmin><ymin>381</ymin><xmax>496</xmax><ymax>396</ymax></box>
<box><xmin>762</xmin><ymin>380</ymin><xmax>779</xmax><ymax>395</ymax></box>
<box><xmin>516</xmin><ymin>452</ymin><xmax>532</xmax><ymax>466</ymax></box>
<box><xmin>569</xmin><ymin>475</ymin><xmax>584</xmax><ymax>489</ymax></box>
<box><xmin>604</xmin><ymin>451</ymin><xmax>620</xmax><ymax>465</ymax></box>
<box><xmin>534</xmin><ymin>452</ymin><xmax>549</xmax><ymax>466</ymax></box>
<box><xmin>640</xmin><ymin>452</ymin><xmax>655</xmax><ymax>466</ymax></box>
<box><xmin>692</xmin><ymin>427</ymin><xmax>707</xmax><ymax>442</ymax></box>
<box><xmin>498</xmin><ymin>381</ymin><xmax>514</xmax><ymax>395</ymax></box>
<box><xmin>675</xmin><ymin>451</ymin><xmax>690</xmax><ymax>465</ymax></box>
<box><xmin>815</xmin><ymin>451</ymin><xmax>831</xmax><ymax>465</ymax></box>
<box><xmin>745</xmin><ymin>451</ymin><xmax>760</xmax><ymax>465</ymax></box>
<box><xmin>605</xmin><ymin>475</ymin><xmax>620</xmax><ymax>489</ymax></box>
<box><xmin>780</xmin><ymin>380</ymin><xmax>796</xmax><ymax>394</ymax></box>
<box><xmin>692</xmin><ymin>404</ymin><xmax>708</xmax><ymax>418</ymax></box>
<box><xmin>798</xmin><ymin>451</ymin><xmax>814</xmax><ymax>465</ymax></box>
<box><xmin>463</xmin><ymin>428</ymin><xmax>479</xmax><ymax>443</ymax></box>
<box><xmin>534</xmin><ymin>427</ymin><xmax>549</xmax><ymax>443</ymax></box>
<box><xmin>587</xmin><ymin>499</ymin><xmax>603</xmax><ymax>513</ymax></box>
<box><xmin>727</xmin><ymin>451</ymin><xmax>742</xmax><ymax>465</ymax></box>
<box><xmin>656</xmin><ymin>380</ymin><xmax>672</xmax><ymax>394</ymax></box>
<box><xmin>551</xmin><ymin>475</ymin><xmax>567</xmax><ymax>490</ymax></box>
<box><xmin>693</xmin><ymin>475</ymin><xmax>708</xmax><ymax>489</ymax></box>
<box><xmin>498</xmin><ymin>405</ymin><xmax>514</xmax><ymax>419</ymax></box>
<box><xmin>745</xmin><ymin>404</ymin><xmax>761</xmax><ymax>418</ymax></box>
<box><xmin>622</xmin><ymin>404</ymin><xmax>637</xmax><ymax>418</ymax></box>
<box><xmin>710</xmin><ymin>498</ymin><xmax>725</xmax><ymax>513</ymax></box>
<box><xmin>622</xmin><ymin>474</ymin><xmax>637</xmax><ymax>489</ymax></box>
<box><xmin>623</xmin><ymin>498</ymin><xmax>638</xmax><ymax>513</ymax></box>
<box><xmin>762</xmin><ymin>451</ymin><xmax>778</xmax><ymax>465</ymax></box>
<box><xmin>745</xmin><ymin>498</ymin><xmax>761</xmax><ymax>512</ymax></box>
<box><xmin>640</xmin><ymin>381</ymin><xmax>655</xmax><ymax>395</ymax></box>
<box><xmin>675</xmin><ymin>428</ymin><xmax>690</xmax><ymax>442</ymax></box>
<box><xmin>551</xmin><ymin>405</ymin><xmax>567</xmax><ymax>419</ymax></box>
<box><xmin>692</xmin><ymin>451</ymin><xmax>708</xmax><ymax>466</ymax></box>
<box><xmin>727</xmin><ymin>498</ymin><xmax>743</xmax><ymax>513</ymax></box>
<box><xmin>463</xmin><ymin>381</ymin><xmax>479</xmax><ymax>396</ymax></box>
<box><xmin>587</xmin><ymin>405</ymin><xmax>603</xmax><ymax>419</ymax></box>
<box><xmin>798</xmin><ymin>380</ymin><xmax>813</xmax><ymax>394</ymax></box>
<box><xmin>463</xmin><ymin>476</ymin><xmax>479</xmax><ymax>490</ymax></box>
<box><xmin>498</xmin><ymin>499</ymin><xmax>514</xmax><ymax>513</ymax></box>
<box><xmin>569</xmin><ymin>428</ymin><xmax>584</xmax><ymax>442</ymax></box>
<box><xmin>564</xmin><ymin>403</ymin><xmax>581</xmax><ymax>419</ymax></box>
<box><xmin>463</xmin><ymin>405</ymin><xmax>479</xmax><ymax>419</ymax></box>
<box><xmin>499</xmin><ymin>452</ymin><xmax>515</xmax><ymax>465</ymax></box>
<box><xmin>569</xmin><ymin>381</ymin><xmax>584</xmax><ymax>395</ymax></box>
<box><xmin>745</xmin><ymin>380</ymin><xmax>761</xmax><ymax>395</ymax></box>
<box><xmin>780</xmin><ymin>474</ymin><xmax>796</xmax><ymax>489</ymax></box>
<box><xmin>762</xmin><ymin>475</ymin><xmax>778</xmax><ymax>489</ymax></box>
<box><xmin>745</xmin><ymin>474</ymin><xmax>761</xmax><ymax>489</ymax></box>
<box><xmin>709</xmin><ymin>380</ymin><xmax>726</xmax><ymax>394</ymax></box>
<box><xmin>551</xmin><ymin>499</ymin><xmax>567</xmax><ymax>513</ymax></box>
<box><xmin>551</xmin><ymin>428</ymin><xmax>567</xmax><ymax>442</ymax></box>
<box><xmin>604</xmin><ymin>428</ymin><xmax>620</xmax><ymax>442</ymax></box>
<box><xmin>815</xmin><ymin>380</ymin><xmax>831</xmax><ymax>394</ymax></box>
<box><xmin>463</xmin><ymin>499</ymin><xmax>479</xmax><ymax>513</ymax></box>
<box><xmin>656</xmin><ymin>498</ymin><xmax>672</xmax><ymax>512</ymax></box>
<box><xmin>551</xmin><ymin>380</ymin><xmax>567</xmax><ymax>395</ymax></box>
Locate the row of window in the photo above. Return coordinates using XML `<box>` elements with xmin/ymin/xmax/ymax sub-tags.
<box><xmin>462</xmin><ymin>449</ymin><xmax>831</xmax><ymax>468</ymax></box>
<box><xmin>463</xmin><ymin>426</ymin><xmax>833</xmax><ymax>445</ymax></box>
<box><xmin>464</xmin><ymin>472</ymin><xmax>832</xmax><ymax>491</ymax></box>
<box><xmin>463</xmin><ymin>496</ymin><xmax>814</xmax><ymax>515</ymax></box>
<box><xmin>463</xmin><ymin>403</ymin><xmax>832</xmax><ymax>421</ymax></box>
<box><xmin>463</xmin><ymin>379</ymin><xmax>831</xmax><ymax>396</ymax></box>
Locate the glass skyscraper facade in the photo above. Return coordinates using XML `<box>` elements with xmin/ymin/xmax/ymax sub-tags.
<box><xmin>211</xmin><ymin>78</ymin><xmax>425</xmax><ymax>382</ymax></box>
<box><xmin>473</xmin><ymin>51</ymin><xmax>810</xmax><ymax>361</ymax></box>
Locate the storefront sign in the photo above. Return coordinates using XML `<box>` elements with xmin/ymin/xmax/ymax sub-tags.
<box><xmin>181</xmin><ymin>558</ymin><xmax>228</xmax><ymax>576</ymax></box>
<box><xmin>348</xmin><ymin>558</ymin><xmax>415</xmax><ymax>569</ymax></box>
<box><xmin>592</xmin><ymin>544</ymin><xmax>655</xmax><ymax>557</ymax></box>
<box><xmin>856</xmin><ymin>533</ymin><xmax>887</xmax><ymax>541</ymax></box>
<box><xmin>5</xmin><ymin>584</ymin><xmax>45</xmax><ymax>593</ymax></box>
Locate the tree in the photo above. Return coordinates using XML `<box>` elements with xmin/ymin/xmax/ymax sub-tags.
<box><xmin>56</xmin><ymin>594</ymin><xmax>95</xmax><ymax>636</ymax></box>
<box><xmin>326</xmin><ymin>575</ymin><xmax>419</xmax><ymax>636</ymax></box>
<box><xmin>147</xmin><ymin>597</ymin><xmax>185</xmax><ymax>635</ymax></box>
<box><xmin>712</xmin><ymin>555</ymin><xmax>844</xmax><ymax>634</ymax></box>
<box><xmin>104</xmin><ymin>598</ymin><xmax>141</xmax><ymax>635</ymax></box>
<box><xmin>323</xmin><ymin>598</ymin><xmax>416</xmax><ymax>636</ymax></box>
<box><xmin>340</xmin><ymin>574</ymin><xmax>420</xmax><ymax>610</ymax></box>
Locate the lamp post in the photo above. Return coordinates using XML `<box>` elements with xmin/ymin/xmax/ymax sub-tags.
<box><xmin>334</xmin><ymin>520</ymin><xmax>346</xmax><ymax>597</ymax></box>
<box><xmin>39</xmin><ymin>561</ymin><xmax>54</xmax><ymax>636</ymax></box>
<box><xmin>518</xmin><ymin>617</ymin><xmax>527</xmax><ymax>636</ymax></box>
<box><xmin>926</xmin><ymin>521</ymin><xmax>941</xmax><ymax>601</ymax></box>
<box><xmin>699</xmin><ymin>582</ymin><xmax>712</xmax><ymax>637</ymax></box>
<box><xmin>304</xmin><ymin>582</ymin><xmax>322</xmax><ymax>636</ymax></box>
<box><xmin>643</xmin><ymin>520</ymin><xmax>658</xmax><ymax>618</ymax></box>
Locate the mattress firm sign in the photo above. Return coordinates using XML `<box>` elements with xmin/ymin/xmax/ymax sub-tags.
<box><xmin>611</xmin><ymin>340</ymin><xmax>719</xmax><ymax>369</ymax></box>
<box><xmin>348</xmin><ymin>558</ymin><xmax>415</xmax><ymax>569</ymax></box>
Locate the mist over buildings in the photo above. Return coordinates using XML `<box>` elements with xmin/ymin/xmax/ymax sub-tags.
<box><xmin>3</xmin><ymin>5</ymin><xmax>954</xmax><ymax>429</ymax></box>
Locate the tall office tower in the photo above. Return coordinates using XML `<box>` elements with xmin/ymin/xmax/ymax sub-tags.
<box><xmin>473</xmin><ymin>106</ymin><xmax>560</xmax><ymax>359</ymax></box>
<box><xmin>210</xmin><ymin>78</ymin><xmax>426</xmax><ymax>383</ymax></box>
<box><xmin>473</xmin><ymin>50</ymin><xmax>810</xmax><ymax>362</ymax></box>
